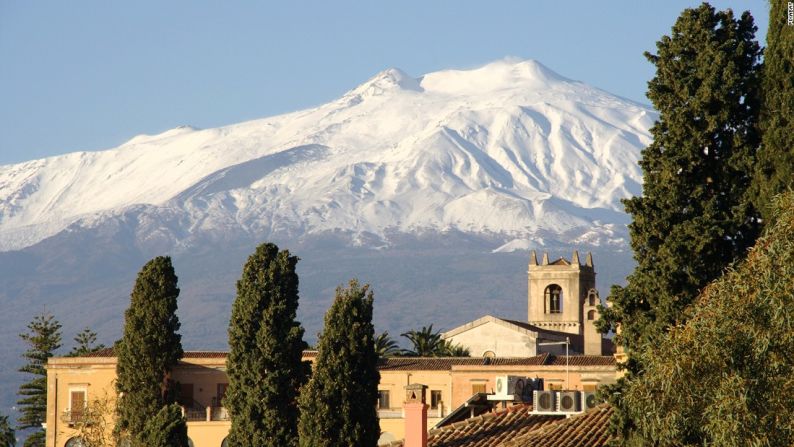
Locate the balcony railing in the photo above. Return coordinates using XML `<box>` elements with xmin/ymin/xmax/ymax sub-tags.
<box><xmin>181</xmin><ymin>405</ymin><xmax>230</xmax><ymax>422</ymax></box>
<box><xmin>60</xmin><ymin>409</ymin><xmax>87</xmax><ymax>426</ymax></box>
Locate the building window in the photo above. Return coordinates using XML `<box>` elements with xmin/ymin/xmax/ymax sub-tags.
<box><xmin>430</xmin><ymin>390</ymin><xmax>442</xmax><ymax>409</ymax></box>
<box><xmin>377</xmin><ymin>390</ymin><xmax>390</xmax><ymax>409</ymax></box>
<box><xmin>545</xmin><ymin>284</ymin><xmax>563</xmax><ymax>314</ymax></box>
<box><xmin>69</xmin><ymin>388</ymin><xmax>86</xmax><ymax>422</ymax></box>
<box><xmin>587</xmin><ymin>310</ymin><xmax>596</xmax><ymax>320</ymax></box>
<box><xmin>482</xmin><ymin>350</ymin><xmax>496</xmax><ymax>358</ymax></box>
<box><xmin>221</xmin><ymin>438</ymin><xmax>229</xmax><ymax>447</ymax></box>
<box><xmin>471</xmin><ymin>383</ymin><xmax>487</xmax><ymax>394</ymax></box>
<box><xmin>65</xmin><ymin>437</ymin><xmax>85</xmax><ymax>447</ymax></box>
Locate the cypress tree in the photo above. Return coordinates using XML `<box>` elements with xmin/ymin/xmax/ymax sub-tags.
<box><xmin>298</xmin><ymin>280</ymin><xmax>379</xmax><ymax>447</ymax></box>
<box><xmin>139</xmin><ymin>404</ymin><xmax>189</xmax><ymax>447</ymax></box>
<box><xmin>17</xmin><ymin>313</ymin><xmax>62</xmax><ymax>447</ymax></box>
<box><xmin>752</xmin><ymin>0</ymin><xmax>794</xmax><ymax>222</ymax></box>
<box><xmin>115</xmin><ymin>256</ymin><xmax>183</xmax><ymax>446</ymax></box>
<box><xmin>596</xmin><ymin>4</ymin><xmax>762</xmax><ymax>444</ymax></box>
<box><xmin>0</xmin><ymin>413</ymin><xmax>14</xmax><ymax>447</ymax></box>
<box><xmin>225</xmin><ymin>243</ymin><xmax>308</xmax><ymax>447</ymax></box>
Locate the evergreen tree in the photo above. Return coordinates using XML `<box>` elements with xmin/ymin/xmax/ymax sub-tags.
<box><xmin>115</xmin><ymin>256</ymin><xmax>183</xmax><ymax>446</ymax></box>
<box><xmin>225</xmin><ymin>243</ymin><xmax>308</xmax><ymax>447</ymax></box>
<box><xmin>624</xmin><ymin>192</ymin><xmax>794</xmax><ymax>446</ymax></box>
<box><xmin>17</xmin><ymin>313</ymin><xmax>62</xmax><ymax>447</ymax></box>
<box><xmin>298</xmin><ymin>280</ymin><xmax>379</xmax><ymax>447</ymax></box>
<box><xmin>139</xmin><ymin>404</ymin><xmax>189</xmax><ymax>447</ymax></box>
<box><xmin>0</xmin><ymin>413</ymin><xmax>15</xmax><ymax>447</ymax></box>
<box><xmin>596</xmin><ymin>4</ymin><xmax>762</xmax><ymax>444</ymax></box>
<box><xmin>67</xmin><ymin>328</ymin><xmax>106</xmax><ymax>357</ymax></box>
<box><xmin>752</xmin><ymin>0</ymin><xmax>794</xmax><ymax>222</ymax></box>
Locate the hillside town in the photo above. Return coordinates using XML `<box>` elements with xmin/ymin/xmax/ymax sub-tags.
<box><xmin>2</xmin><ymin>1</ymin><xmax>793</xmax><ymax>447</ymax></box>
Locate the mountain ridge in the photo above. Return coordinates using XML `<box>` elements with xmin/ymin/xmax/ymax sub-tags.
<box><xmin>0</xmin><ymin>58</ymin><xmax>655</xmax><ymax>253</ymax></box>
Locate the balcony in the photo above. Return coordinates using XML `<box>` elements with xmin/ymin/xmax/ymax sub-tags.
<box><xmin>181</xmin><ymin>405</ymin><xmax>229</xmax><ymax>422</ymax></box>
<box><xmin>59</xmin><ymin>409</ymin><xmax>87</xmax><ymax>426</ymax></box>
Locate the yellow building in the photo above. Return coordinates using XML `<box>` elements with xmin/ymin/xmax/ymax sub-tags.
<box><xmin>45</xmin><ymin>250</ymin><xmax>620</xmax><ymax>446</ymax></box>
<box><xmin>46</xmin><ymin>350</ymin><xmax>617</xmax><ymax>447</ymax></box>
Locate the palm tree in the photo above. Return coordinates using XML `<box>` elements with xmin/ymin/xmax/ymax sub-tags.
<box><xmin>440</xmin><ymin>340</ymin><xmax>470</xmax><ymax>357</ymax></box>
<box><xmin>374</xmin><ymin>331</ymin><xmax>403</xmax><ymax>357</ymax></box>
<box><xmin>401</xmin><ymin>325</ymin><xmax>445</xmax><ymax>356</ymax></box>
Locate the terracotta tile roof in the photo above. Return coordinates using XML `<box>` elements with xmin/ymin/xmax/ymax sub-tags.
<box><xmin>80</xmin><ymin>348</ymin><xmax>320</xmax><ymax>359</ymax></box>
<box><xmin>502</xmin><ymin>404</ymin><xmax>614</xmax><ymax>447</ymax></box>
<box><xmin>82</xmin><ymin>347</ymin><xmax>115</xmax><ymax>357</ymax></box>
<box><xmin>545</xmin><ymin>355</ymin><xmax>616</xmax><ymax>367</ymax></box>
<box><xmin>82</xmin><ymin>349</ymin><xmax>613</xmax><ymax>367</ymax></box>
<box><xmin>377</xmin><ymin>355</ymin><xmax>553</xmax><ymax>371</ymax></box>
<box><xmin>386</xmin><ymin>404</ymin><xmax>564</xmax><ymax>447</ymax></box>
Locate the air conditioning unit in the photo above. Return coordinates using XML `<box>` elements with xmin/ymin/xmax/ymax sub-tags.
<box><xmin>491</xmin><ymin>375</ymin><xmax>528</xmax><ymax>401</ymax></box>
<box><xmin>581</xmin><ymin>391</ymin><xmax>598</xmax><ymax>410</ymax></box>
<box><xmin>533</xmin><ymin>390</ymin><xmax>556</xmax><ymax>412</ymax></box>
<box><xmin>557</xmin><ymin>391</ymin><xmax>581</xmax><ymax>413</ymax></box>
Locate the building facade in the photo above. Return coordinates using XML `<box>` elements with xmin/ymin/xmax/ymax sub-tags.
<box><xmin>45</xmin><ymin>250</ymin><xmax>618</xmax><ymax>447</ymax></box>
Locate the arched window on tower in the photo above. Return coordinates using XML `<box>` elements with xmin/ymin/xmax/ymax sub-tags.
<box><xmin>544</xmin><ymin>284</ymin><xmax>563</xmax><ymax>314</ymax></box>
<box><xmin>587</xmin><ymin>310</ymin><xmax>596</xmax><ymax>320</ymax></box>
<box><xmin>587</xmin><ymin>289</ymin><xmax>599</xmax><ymax>307</ymax></box>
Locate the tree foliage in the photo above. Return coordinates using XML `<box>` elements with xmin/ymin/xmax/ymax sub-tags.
<box><xmin>67</xmin><ymin>328</ymin><xmax>105</xmax><ymax>357</ymax></box>
<box><xmin>298</xmin><ymin>280</ymin><xmax>380</xmax><ymax>447</ymax></box>
<box><xmin>440</xmin><ymin>340</ymin><xmax>470</xmax><ymax>357</ymax></box>
<box><xmin>225</xmin><ymin>243</ymin><xmax>308</xmax><ymax>447</ymax></box>
<box><xmin>65</xmin><ymin>389</ymin><xmax>114</xmax><ymax>447</ymax></box>
<box><xmin>624</xmin><ymin>192</ymin><xmax>794</xmax><ymax>446</ymax></box>
<box><xmin>0</xmin><ymin>413</ymin><xmax>15</xmax><ymax>447</ymax></box>
<box><xmin>115</xmin><ymin>256</ymin><xmax>183</xmax><ymax>446</ymax></box>
<box><xmin>751</xmin><ymin>0</ymin><xmax>794</xmax><ymax>222</ymax></box>
<box><xmin>374</xmin><ymin>331</ymin><xmax>403</xmax><ymax>357</ymax></box>
<box><xmin>596</xmin><ymin>5</ymin><xmax>762</xmax><ymax>443</ymax></box>
<box><xmin>139</xmin><ymin>404</ymin><xmax>189</xmax><ymax>447</ymax></box>
<box><xmin>17</xmin><ymin>313</ymin><xmax>62</xmax><ymax>447</ymax></box>
<box><xmin>401</xmin><ymin>325</ymin><xmax>469</xmax><ymax>357</ymax></box>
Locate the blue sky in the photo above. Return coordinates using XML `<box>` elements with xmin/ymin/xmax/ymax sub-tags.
<box><xmin>0</xmin><ymin>1</ymin><xmax>769</xmax><ymax>165</ymax></box>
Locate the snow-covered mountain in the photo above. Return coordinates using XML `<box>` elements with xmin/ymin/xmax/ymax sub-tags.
<box><xmin>0</xmin><ymin>59</ymin><xmax>656</xmax><ymax>416</ymax></box>
<box><xmin>0</xmin><ymin>59</ymin><xmax>655</xmax><ymax>252</ymax></box>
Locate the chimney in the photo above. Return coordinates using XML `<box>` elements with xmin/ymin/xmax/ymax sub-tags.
<box><xmin>404</xmin><ymin>383</ymin><xmax>428</xmax><ymax>447</ymax></box>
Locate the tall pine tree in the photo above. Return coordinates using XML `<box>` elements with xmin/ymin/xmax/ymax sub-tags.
<box><xmin>115</xmin><ymin>256</ymin><xmax>183</xmax><ymax>447</ymax></box>
<box><xmin>752</xmin><ymin>0</ymin><xmax>794</xmax><ymax>222</ymax></box>
<box><xmin>596</xmin><ymin>4</ymin><xmax>762</xmax><ymax>444</ymax></box>
<box><xmin>67</xmin><ymin>328</ymin><xmax>105</xmax><ymax>357</ymax></box>
<box><xmin>0</xmin><ymin>413</ymin><xmax>14</xmax><ymax>447</ymax></box>
<box><xmin>298</xmin><ymin>280</ymin><xmax>379</xmax><ymax>447</ymax></box>
<box><xmin>17</xmin><ymin>313</ymin><xmax>61</xmax><ymax>447</ymax></box>
<box><xmin>225</xmin><ymin>243</ymin><xmax>308</xmax><ymax>447</ymax></box>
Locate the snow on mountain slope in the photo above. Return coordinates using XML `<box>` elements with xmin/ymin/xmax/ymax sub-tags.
<box><xmin>0</xmin><ymin>59</ymin><xmax>656</xmax><ymax>252</ymax></box>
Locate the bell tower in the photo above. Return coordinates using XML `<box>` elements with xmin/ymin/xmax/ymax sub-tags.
<box><xmin>527</xmin><ymin>250</ymin><xmax>602</xmax><ymax>355</ymax></box>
